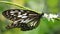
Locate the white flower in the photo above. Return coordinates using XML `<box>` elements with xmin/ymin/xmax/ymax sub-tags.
<box><xmin>43</xmin><ymin>13</ymin><xmax>58</xmax><ymax>22</ymax></box>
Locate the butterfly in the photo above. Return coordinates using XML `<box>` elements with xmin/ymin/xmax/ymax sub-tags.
<box><xmin>2</xmin><ymin>9</ymin><xmax>44</xmax><ymax>31</ymax></box>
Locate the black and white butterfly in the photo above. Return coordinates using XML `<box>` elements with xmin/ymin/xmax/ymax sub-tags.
<box><xmin>2</xmin><ymin>9</ymin><xmax>44</xmax><ymax>31</ymax></box>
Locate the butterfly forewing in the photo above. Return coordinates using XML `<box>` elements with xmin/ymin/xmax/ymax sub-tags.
<box><xmin>2</xmin><ymin>9</ymin><xmax>44</xmax><ymax>31</ymax></box>
<box><xmin>2</xmin><ymin>9</ymin><xmax>40</xmax><ymax>21</ymax></box>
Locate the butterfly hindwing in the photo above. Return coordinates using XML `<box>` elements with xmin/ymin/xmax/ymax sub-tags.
<box><xmin>2</xmin><ymin>9</ymin><xmax>44</xmax><ymax>31</ymax></box>
<box><xmin>6</xmin><ymin>17</ymin><xmax>40</xmax><ymax>31</ymax></box>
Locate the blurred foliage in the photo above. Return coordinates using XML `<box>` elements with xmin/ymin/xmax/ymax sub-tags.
<box><xmin>0</xmin><ymin>0</ymin><xmax>60</xmax><ymax>34</ymax></box>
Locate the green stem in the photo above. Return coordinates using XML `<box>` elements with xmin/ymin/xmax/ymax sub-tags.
<box><xmin>0</xmin><ymin>1</ymin><xmax>42</xmax><ymax>14</ymax></box>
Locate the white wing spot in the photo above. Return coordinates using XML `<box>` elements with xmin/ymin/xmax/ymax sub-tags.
<box><xmin>23</xmin><ymin>13</ymin><xmax>27</xmax><ymax>15</ymax></box>
<box><xmin>14</xmin><ymin>15</ymin><xmax>16</xmax><ymax>16</ymax></box>
<box><xmin>10</xmin><ymin>11</ymin><xmax>15</xmax><ymax>13</ymax></box>
<box><xmin>11</xmin><ymin>13</ymin><xmax>14</xmax><ymax>15</ymax></box>
<box><xmin>22</xmin><ymin>16</ymin><xmax>27</xmax><ymax>18</ymax></box>
<box><xmin>14</xmin><ymin>17</ymin><xmax>16</xmax><ymax>19</ymax></box>
<box><xmin>10</xmin><ymin>10</ymin><xmax>18</xmax><ymax>14</ymax></box>
<box><xmin>20</xmin><ymin>10</ymin><xmax>24</xmax><ymax>12</ymax></box>
<box><xmin>14</xmin><ymin>21</ymin><xmax>18</xmax><ymax>24</ymax></box>
<box><xmin>20</xmin><ymin>19</ymin><xmax>25</xmax><ymax>23</ymax></box>
<box><xmin>18</xmin><ymin>12</ymin><xmax>21</xmax><ymax>15</ymax></box>
<box><xmin>18</xmin><ymin>15</ymin><xmax>22</xmax><ymax>17</ymax></box>
<box><xmin>6</xmin><ymin>11</ymin><xmax>8</xmax><ymax>15</ymax></box>
<box><xmin>33</xmin><ymin>21</ymin><xmax>37</xmax><ymax>26</ymax></box>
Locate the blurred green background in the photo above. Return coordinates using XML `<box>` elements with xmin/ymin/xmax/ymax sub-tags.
<box><xmin>0</xmin><ymin>0</ymin><xmax>60</xmax><ymax>34</ymax></box>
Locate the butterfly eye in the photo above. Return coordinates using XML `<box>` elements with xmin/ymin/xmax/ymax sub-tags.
<box><xmin>2</xmin><ymin>9</ymin><xmax>44</xmax><ymax>31</ymax></box>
